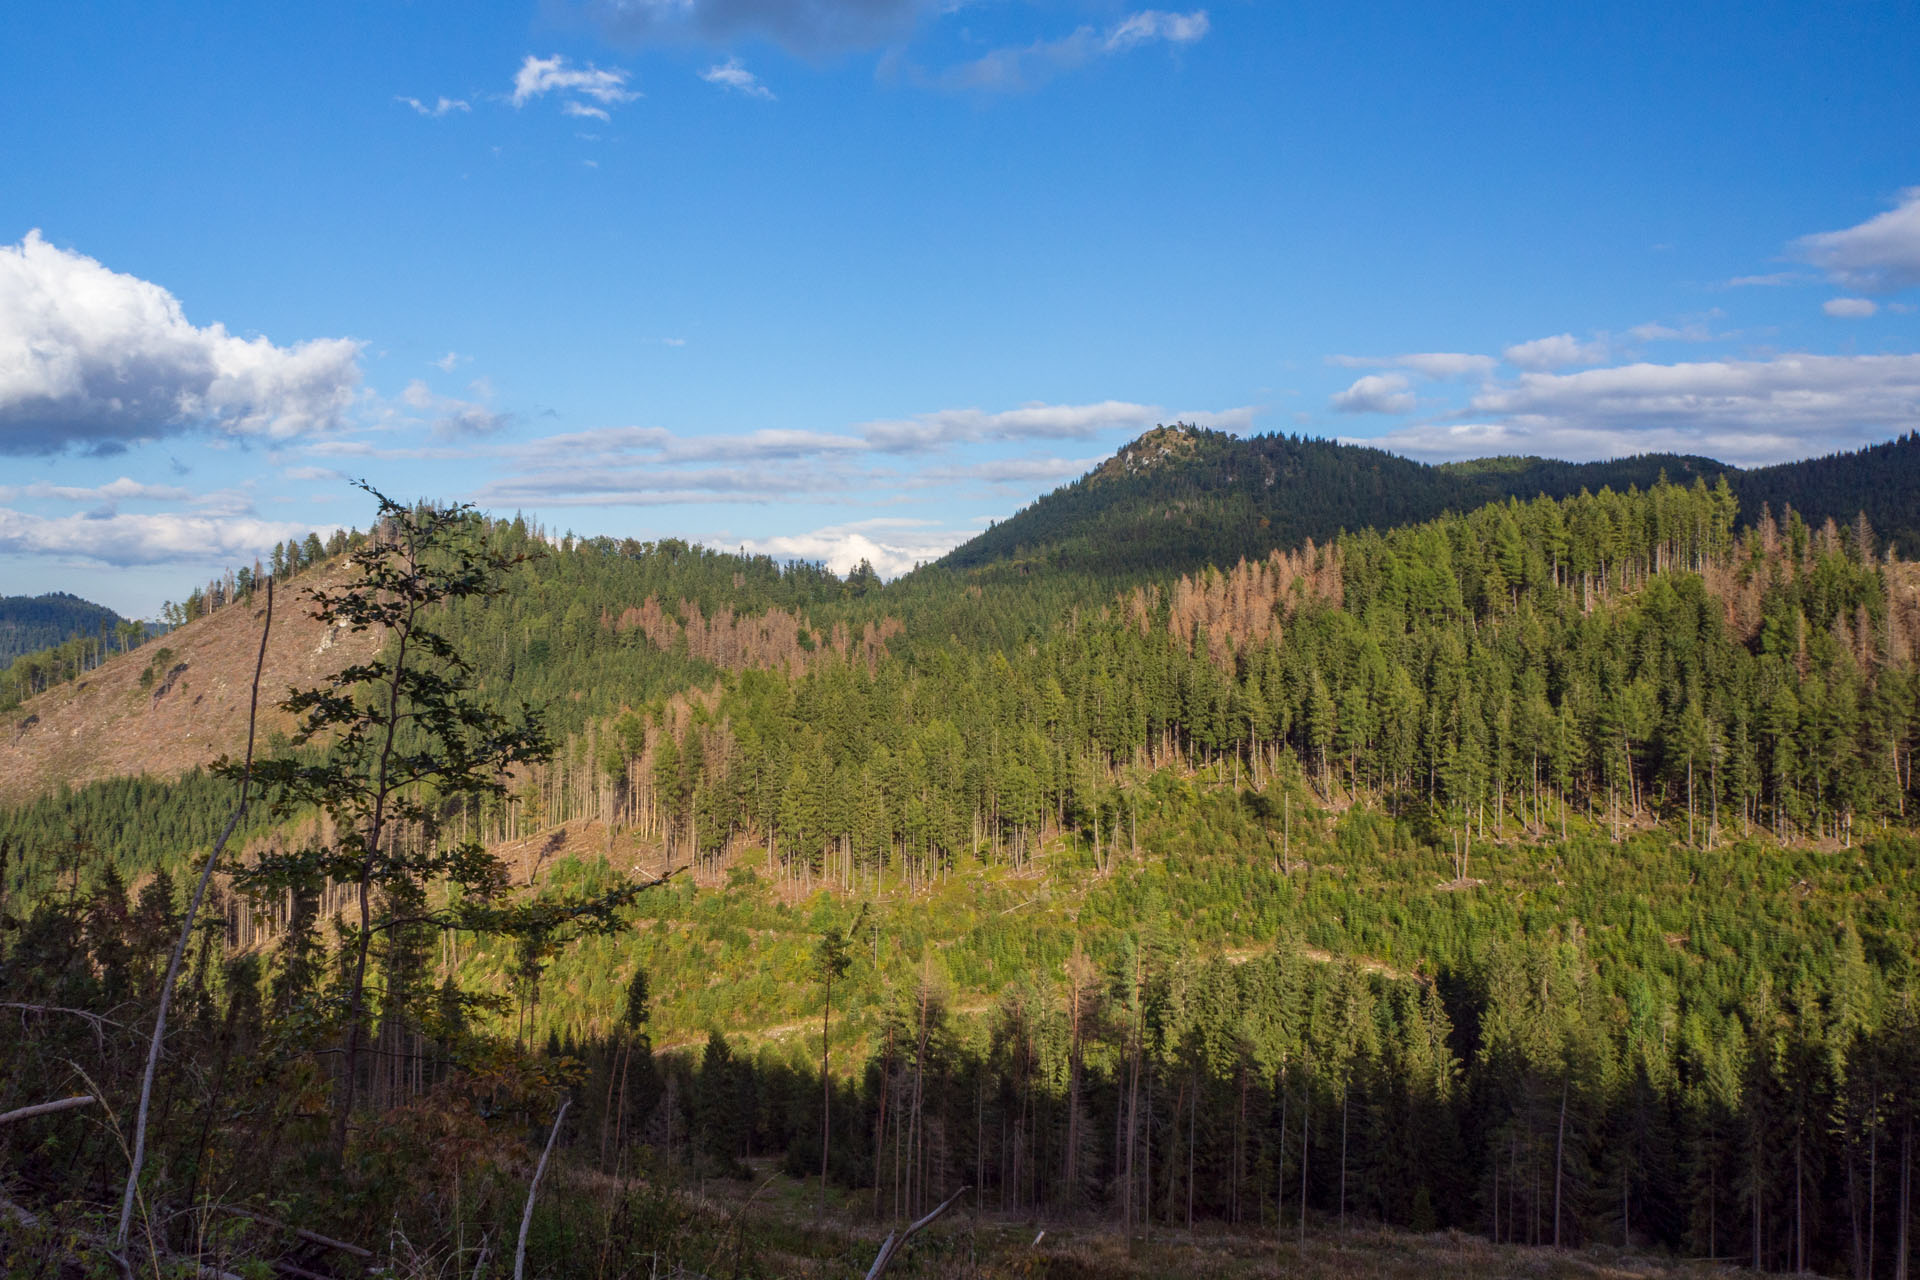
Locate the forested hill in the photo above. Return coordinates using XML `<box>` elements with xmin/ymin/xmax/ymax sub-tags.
<box><xmin>5</xmin><ymin>468</ymin><xmax>1920</xmax><ymax>1278</ymax></box>
<box><xmin>932</xmin><ymin>425</ymin><xmax>1920</xmax><ymax>582</ymax></box>
<box><xmin>0</xmin><ymin>590</ymin><xmax>129</xmax><ymax>667</ymax></box>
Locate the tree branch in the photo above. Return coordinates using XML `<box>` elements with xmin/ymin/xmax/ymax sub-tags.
<box><xmin>0</xmin><ymin>1094</ymin><xmax>96</xmax><ymax>1125</ymax></box>
<box><xmin>864</xmin><ymin>1185</ymin><xmax>969</xmax><ymax>1280</ymax></box>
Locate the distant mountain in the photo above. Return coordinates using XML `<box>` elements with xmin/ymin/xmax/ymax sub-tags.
<box><xmin>0</xmin><ymin>591</ymin><xmax>128</xmax><ymax>668</ymax></box>
<box><xmin>933</xmin><ymin>426</ymin><xmax>1920</xmax><ymax>581</ymax></box>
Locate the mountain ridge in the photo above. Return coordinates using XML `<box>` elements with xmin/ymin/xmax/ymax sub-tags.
<box><xmin>931</xmin><ymin>425</ymin><xmax>1920</xmax><ymax>582</ymax></box>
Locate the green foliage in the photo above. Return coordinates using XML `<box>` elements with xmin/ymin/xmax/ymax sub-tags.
<box><xmin>5</xmin><ymin>455</ymin><xmax>1920</xmax><ymax>1277</ymax></box>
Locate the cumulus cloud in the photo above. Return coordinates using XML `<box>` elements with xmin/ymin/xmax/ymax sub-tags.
<box><xmin>1330</xmin><ymin>373</ymin><xmax>1415</xmax><ymax>414</ymax></box>
<box><xmin>0</xmin><ymin>231</ymin><xmax>362</xmax><ymax>454</ymax></box>
<box><xmin>511</xmin><ymin>55</ymin><xmax>638</xmax><ymax>115</ymax></box>
<box><xmin>939</xmin><ymin>9</ymin><xmax>1210</xmax><ymax>91</ymax></box>
<box><xmin>1501</xmin><ymin>333</ymin><xmax>1611</xmax><ymax>371</ymax></box>
<box><xmin>1329</xmin><ymin>352</ymin><xmax>1496</xmax><ymax>380</ymax></box>
<box><xmin>580</xmin><ymin>0</ymin><xmax>931</xmax><ymax>54</ymax></box>
<box><xmin>1793</xmin><ymin>187</ymin><xmax>1920</xmax><ymax>292</ymax></box>
<box><xmin>735</xmin><ymin>518</ymin><xmax>968</xmax><ymax>578</ymax></box>
<box><xmin>0</xmin><ymin>507</ymin><xmax>315</xmax><ymax>566</ymax></box>
<box><xmin>702</xmin><ymin>57</ymin><xmax>775</xmax><ymax>99</ymax></box>
<box><xmin>1823</xmin><ymin>296</ymin><xmax>1879</xmax><ymax>318</ymax></box>
<box><xmin>397</xmin><ymin>95</ymin><xmax>470</xmax><ymax>117</ymax></box>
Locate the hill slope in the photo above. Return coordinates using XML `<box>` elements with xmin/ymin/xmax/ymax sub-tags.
<box><xmin>0</xmin><ymin>570</ymin><xmax>379</xmax><ymax>807</ymax></box>
<box><xmin>933</xmin><ymin>424</ymin><xmax>1920</xmax><ymax>581</ymax></box>
<box><xmin>0</xmin><ymin>591</ymin><xmax>129</xmax><ymax>667</ymax></box>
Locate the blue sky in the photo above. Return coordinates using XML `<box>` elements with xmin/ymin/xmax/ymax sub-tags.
<box><xmin>2</xmin><ymin>0</ymin><xmax>1917</xmax><ymax>618</ymax></box>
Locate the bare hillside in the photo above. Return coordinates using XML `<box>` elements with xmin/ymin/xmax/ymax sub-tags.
<box><xmin>0</xmin><ymin>570</ymin><xmax>381</xmax><ymax>808</ymax></box>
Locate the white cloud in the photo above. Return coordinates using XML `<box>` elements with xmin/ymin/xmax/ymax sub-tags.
<box><xmin>0</xmin><ymin>507</ymin><xmax>316</xmax><ymax>566</ymax></box>
<box><xmin>1725</xmin><ymin>271</ymin><xmax>1808</xmax><ymax>288</ymax></box>
<box><xmin>510</xmin><ymin>55</ymin><xmax>638</xmax><ymax>114</ymax></box>
<box><xmin>940</xmin><ymin>9</ymin><xmax>1210</xmax><ymax>91</ymax></box>
<box><xmin>1627</xmin><ymin>321</ymin><xmax>1716</xmax><ymax>342</ymax></box>
<box><xmin>912</xmin><ymin>455</ymin><xmax>1106</xmax><ymax>486</ymax></box>
<box><xmin>1330</xmin><ymin>373</ymin><xmax>1415</xmax><ymax>414</ymax></box>
<box><xmin>735</xmin><ymin>519</ymin><xmax>967</xmax><ymax>578</ymax></box>
<box><xmin>582</xmin><ymin>0</ymin><xmax>930</xmax><ymax>54</ymax></box>
<box><xmin>1823</xmin><ymin>296</ymin><xmax>1879</xmax><ymax>318</ymax></box>
<box><xmin>0</xmin><ymin>477</ymin><xmax>193</xmax><ymax>504</ymax></box>
<box><xmin>1347</xmin><ymin>422</ymin><xmax>1815</xmax><ymax>468</ymax></box>
<box><xmin>701</xmin><ymin>57</ymin><xmax>775</xmax><ymax>100</ymax></box>
<box><xmin>563</xmin><ymin>101</ymin><xmax>612</xmax><ymax>122</ymax></box>
<box><xmin>1329</xmin><ymin>352</ymin><xmax>1496</xmax><ymax>380</ymax></box>
<box><xmin>397</xmin><ymin>377</ymin><xmax>512</xmax><ymax>438</ymax></box>
<box><xmin>861</xmin><ymin>400</ymin><xmax>1162</xmax><ymax>450</ymax></box>
<box><xmin>1793</xmin><ymin>187</ymin><xmax>1920</xmax><ymax>292</ymax></box>
<box><xmin>282</xmin><ymin>465</ymin><xmax>343</xmax><ymax>483</ymax></box>
<box><xmin>397</xmin><ymin>96</ymin><xmax>470</xmax><ymax>117</ymax></box>
<box><xmin>431</xmin><ymin>351</ymin><xmax>466</xmax><ymax>372</ymax></box>
<box><xmin>0</xmin><ymin>231</ymin><xmax>362</xmax><ymax>454</ymax></box>
<box><xmin>1501</xmin><ymin>333</ymin><xmax>1610</xmax><ymax>371</ymax></box>
<box><xmin>1173</xmin><ymin>404</ymin><xmax>1259</xmax><ymax>432</ymax></box>
<box><xmin>1462</xmin><ymin>353</ymin><xmax>1920</xmax><ymax>459</ymax></box>
<box><xmin>1105</xmin><ymin>10</ymin><xmax>1212</xmax><ymax>51</ymax></box>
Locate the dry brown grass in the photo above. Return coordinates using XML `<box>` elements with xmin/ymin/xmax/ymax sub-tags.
<box><xmin>0</xmin><ymin>568</ymin><xmax>381</xmax><ymax>807</ymax></box>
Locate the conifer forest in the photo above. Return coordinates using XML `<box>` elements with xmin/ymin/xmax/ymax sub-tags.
<box><xmin>4</xmin><ymin>431</ymin><xmax>1920</xmax><ymax>1279</ymax></box>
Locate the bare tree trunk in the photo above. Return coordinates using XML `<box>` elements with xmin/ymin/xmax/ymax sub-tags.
<box><xmin>514</xmin><ymin>1098</ymin><xmax>569</xmax><ymax>1280</ymax></box>
<box><xmin>1299</xmin><ymin>1081</ymin><xmax>1310</xmax><ymax>1245</ymax></box>
<box><xmin>117</xmin><ymin>581</ymin><xmax>272</xmax><ymax>1251</ymax></box>
<box><xmin>1554</xmin><ymin>1074</ymin><xmax>1568</xmax><ymax>1248</ymax></box>
<box><xmin>1896</xmin><ymin>1117</ymin><xmax>1911</xmax><ymax>1280</ymax></box>
<box><xmin>819</xmin><ymin>970</ymin><xmax>833</xmax><ymax>1221</ymax></box>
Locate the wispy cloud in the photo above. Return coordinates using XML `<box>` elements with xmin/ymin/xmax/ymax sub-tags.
<box><xmin>860</xmin><ymin>400</ymin><xmax>1164</xmax><ymax>450</ymax></box>
<box><xmin>938</xmin><ymin>9</ymin><xmax>1210</xmax><ymax>92</ymax></box>
<box><xmin>701</xmin><ymin>57</ymin><xmax>775</xmax><ymax>100</ymax></box>
<box><xmin>511</xmin><ymin>54</ymin><xmax>638</xmax><ymax>116</ymax></box>
<box><xmin>1328</xmin><ymin>352</ymin><xmax>1496</xmax><ymax>380</ymax></box>
<box><xmin>1457</xmin><ymin>353</ymin><xmax>1920</xmax><ymax>458</ymax></box>
<box><xmin>580</xmin><ymin>0</ymin><xmax>931</xmax><ymax>55</ymax></box>
<box><xmin>0</xmin><ymin>231</ymin><xmax>361</xmax><ymax>455</ymax></box>
<box><xmin>1725</xmin><ymin>271</ymin><xmax>1808</xmax><ymax>288</ymax></box>
<box><xmin>396</xmin><ymin>95</ymin><xmax>470</xmax><ymax>118</ymax></box>
<box><xmin>1627</xmin><ymin>320</ymin><xmax>1719</xmax><ymax>342</ymax></box>
<box><xmin>397</xmin><ymin>378</ymin><xmax>513</xmax><ymax>439</ymax></box>
<box><xmin>1792</xmin><ymin>187</ymin><xmax>1920</xmax><ymax>292</ymax></box>
<box><xmin>0</xmin><ymin>477</ymin><xmax>193</xmax><ymax>505</ymax></box>
<box><xmin>0</xmin><ymin>507</ymin><xmax>318</xmax><ymax>566</ymax></box>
